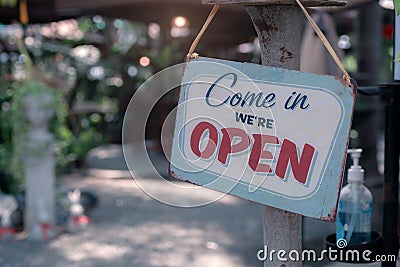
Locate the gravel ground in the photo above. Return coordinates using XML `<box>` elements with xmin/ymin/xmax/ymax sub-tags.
<box><xmin>0</xmin><ymin>142</ymin><xmax>397</xmax><ymax>267</ymax></box>
<box><xmin>0</xmin><ymin>174</ymin><xmax>264</xmax><ymax>267</ymax></box>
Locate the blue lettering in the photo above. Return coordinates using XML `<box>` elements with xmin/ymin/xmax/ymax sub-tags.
<box><xmin>262</xmin><ymin>93</ymin><xmax>276</xmax><ymax>108</ymax></box>
<box><xmin>235</xmin><ymin>112</ymin><xmax>247</xmax><ymax>123</ymax></box>
<box><xmin>284</xmin><ymin>92</ymin><xmax>309</xmax><ymax>110</ymax></box>
<box><xmin>205</xmin><ymin>73</ymin><xmax>237</xmax><ymax>107</ymax></box>
<box><xmin>230</xmin><ymin>93</ymin><xmax>242</xmax><ymax>106</ymax></box>
<box><xmin>241</xmin><ymin>92</ymin><xmax>262</xmax><ymax>107</ymax></box>
<box><xmin>204</xmin><ymin>72</ymin><xmax>277</xmax><ymax>110</ymax></box>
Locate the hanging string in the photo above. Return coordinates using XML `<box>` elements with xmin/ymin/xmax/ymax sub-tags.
<box><xmin>187</xmin><ymin>2</ymin><xmax>352</xmax><ymax>87</ymax></box>
<box><xmin>294</xmin><ymin>0</ymin><xmax>351</xmax><ymax>86</ymax></box>
<box><xmin>187</xmin><ymin>4</ymin><xmax>220</xmax><ymax>60</ymax></box>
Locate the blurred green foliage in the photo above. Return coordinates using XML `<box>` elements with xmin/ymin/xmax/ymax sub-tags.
<box><xmin>0</xmin><ymin>16</ymin><xmax>184</xmax><ymax>193</ymax></box>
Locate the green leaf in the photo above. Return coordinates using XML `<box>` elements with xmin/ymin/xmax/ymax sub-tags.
<box><xmin>395</xmin><ymin>0</ymin><xmax>400</xmax><ymax>16</ymax></box>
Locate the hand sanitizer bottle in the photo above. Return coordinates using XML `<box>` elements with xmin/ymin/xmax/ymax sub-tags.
<box><xmin>336</xmin><ymin>149</ymin><xmax>373</xmax><ymax>245</ymax></box>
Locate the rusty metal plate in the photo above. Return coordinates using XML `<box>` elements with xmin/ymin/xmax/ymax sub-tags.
<box><xmin>169</xmin><ymin>57</ymin><xmax>356</xmax><ymax>220</ymax></box>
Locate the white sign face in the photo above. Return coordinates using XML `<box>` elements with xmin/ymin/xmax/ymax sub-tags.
<box><xmin>170</xmin><ymin>57</ymin><xmax>355</xmax><ymax>221</ymax></box>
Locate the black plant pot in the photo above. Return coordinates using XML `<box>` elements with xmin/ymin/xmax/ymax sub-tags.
<box><xmin>325</xmin><ymin>231</ymin><xmax>384</xmax><ymax>263</ymax></box>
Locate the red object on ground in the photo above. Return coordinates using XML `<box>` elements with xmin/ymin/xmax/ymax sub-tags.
<box><xmin>383</xmin><ymin>24</ymin><xmax>394</xmax><ymax>39</ymax></box>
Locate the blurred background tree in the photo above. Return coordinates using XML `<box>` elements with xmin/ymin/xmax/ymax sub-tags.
<box><xmin>0</xmin><ymin>16</ymin><xmax>184</xmax><ymax>193</ymax></box>
<box><xmin>0</xmin><ymin>0</ymin><xmax>397</xmax><ymax>193</ymax></box>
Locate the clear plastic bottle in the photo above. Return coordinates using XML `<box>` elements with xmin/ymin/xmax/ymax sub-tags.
<box><xmin>336</xmin><ymin>149</ymin><xmax>373</xmax><ymax>246</ymax></box>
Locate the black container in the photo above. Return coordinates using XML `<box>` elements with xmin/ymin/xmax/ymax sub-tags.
<box><xmin>325</xmin><ymin>231</ymin><xmax>384</xmax><ymax>263</ymax></box>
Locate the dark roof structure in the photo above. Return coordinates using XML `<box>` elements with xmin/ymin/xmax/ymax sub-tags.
<box><xmin>0</xmin><ymin>0</ymin><xmax>257</xmax><ymax>47</ymax></box>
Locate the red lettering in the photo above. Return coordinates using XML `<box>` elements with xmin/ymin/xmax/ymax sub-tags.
<box><xmin>275</xmin><ymin>139</ymin><xmax>315</xmax><ymax>184</ymax></box>
<box><xmin>190</xmin><ymin>121</ymin><xmax>218</xmax><ymax>159</ymax></box>
<box><xmin>189</xmin><ymin>122</ymin><xmax>316</xmax><ymax>185</ymax></box>
<box><xmin>218</xmin><ymin>128</ymin><xmax>250</xmax><ymax>164</ymax></box>
<box><xmin>249</xmin><ymin>134</ymin><xmax>279</xmax><ymax>172</ymax></box>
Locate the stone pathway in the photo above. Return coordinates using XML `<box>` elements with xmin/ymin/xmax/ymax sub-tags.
<box><xmin>0</xmin><ymin>175</ymin><xmax>264</xmax><ymax>267</ymax></box>
<box><xmin>0</xmin><ymin>144</ymin><xmax>398</xmax><ymax>267</ymax></box>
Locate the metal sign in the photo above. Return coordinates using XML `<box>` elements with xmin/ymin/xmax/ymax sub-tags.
<box><xmin>169</xmin><ymin>57</ymin><xmax>355</xmax><ymax>220</ymax></box>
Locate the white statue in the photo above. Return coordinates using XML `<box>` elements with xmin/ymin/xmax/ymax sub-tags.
<box><xmin>66</xmin><ymin>189</ymin><xmax>90</xmax><ymax>233</ymax></box>
<box><xmin>23</xmin><ymin>92</ymin><xmax>55</xmax><ymax>142</ymax></box>
<box><xmin>0</xmin><ymin>193</ymin><xmax>18</xmax><ymax>240</ymax></box>
<box><xmin>23</xmin><ymin>91</ymin><xmax>57</xmax><ymax>241</ymax></box>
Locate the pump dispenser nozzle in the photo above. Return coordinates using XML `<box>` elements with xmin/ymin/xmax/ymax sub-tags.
<box><xmin>347</xmin><ymin>148</ymin><xmax>364</xmax><ymax>182</ymax></box>
<box><xmin>337</xmin><ymin>148</ymin><xmax>372</xmax><ymax>245</ymax></box>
